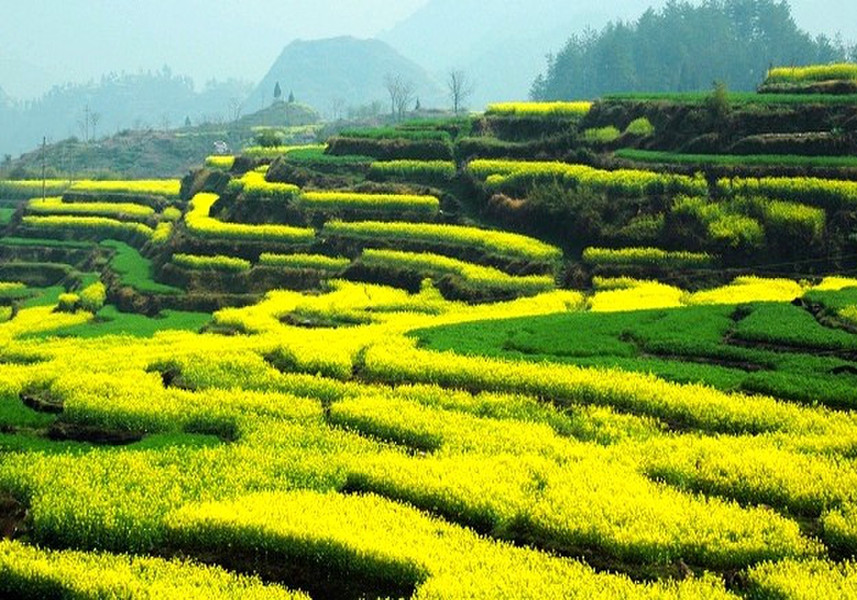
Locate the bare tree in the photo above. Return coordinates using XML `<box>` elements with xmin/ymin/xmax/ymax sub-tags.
<box><xmin>89</xmin><ymin>111</ymin><xmax>101</xmax><ymax>140</ymax></box>
<box><xmin>395</xmin><ymin>79</ymin><xmax>415</xmax><ymax>119</ymax></box>
<box><xmin>228</xmin><ymin>97</ymin><xmax>244</xmax><ymax>122</ymax></box>
<box><xmin>77</xmin><ymin>105</ymin><xmax>94</xmax><ymax>142</ymax></box>
<box><xmin>330</xmin><ymin>97</ymin><xmax>346</xmax><ymax>121</ymax></box>
<box><xmin>384</xmin><ymin>73</ymin><xmax>415</xmax><ymax>121</ymax></box>
<box><xmin>447</xmin><ymin>69</ymin><xmax>475</xmax><ymax>115</ymax></box>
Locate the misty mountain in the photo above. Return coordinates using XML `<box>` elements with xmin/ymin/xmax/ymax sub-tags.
<box><xmin>379</xmin><ymin>0</ymin><xmax>857</xmax><ymax>108</ymax></box>
<box><xmin>378</xmin><ymin>0</ymin><xmax>667</xmax><ymax>106</ymax></box>
<box><xmin>245</xmin><ymin>37</ymin><xmax>445</xmax><ymax>119</ymax></box>
<box><xmin>0</xmin><ymin>69</ymin><xmax>252</xmax><ymax>158</ymax></box>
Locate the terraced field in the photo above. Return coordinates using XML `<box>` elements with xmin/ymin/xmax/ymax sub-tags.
<box><xmin>3</xmin><ymin>85</ymin><xmax>857</xmax><ymax>598</ymax></box>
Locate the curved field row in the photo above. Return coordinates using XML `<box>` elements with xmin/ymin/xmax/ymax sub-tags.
<box><xmin>322</xmin><ymin>220</ymin><xmax>562</xmax><ymax>264</ymax></box>
<box><xmin>184</xmin><ymin>193</ymin><xmax>315</xmax><ymax>244</ymax></box>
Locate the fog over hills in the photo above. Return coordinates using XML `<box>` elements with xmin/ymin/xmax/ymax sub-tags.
<box><xmin>0</xmin><ymin>0</ymin><xmax>426</xmax><ymax>102</ymax></box>
<box><xmin>379</xmin><ymin>0</ymin><xmax>857</xmax><ymax>106</ymax></box>
<box><xmin>1</xmin><ymin>0</ymin><xmax>856</xmax><ymax>158</ymax></box>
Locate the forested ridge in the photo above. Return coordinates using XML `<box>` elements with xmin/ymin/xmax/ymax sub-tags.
<box><xmin>532</xmin><ymin>0</ymin><xmax>857</xmax><ymax>100</ymax></box>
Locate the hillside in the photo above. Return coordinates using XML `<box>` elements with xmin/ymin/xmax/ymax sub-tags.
<box><xmin>2</xmin><ymin>103</ymin><xmax>320</xmax><ymax>180</ymax></box>
<box><xmin>245</xmin><ymin>37</ymin><xmax>445</xmax><ymax>118</ymax></box>
<box><xmin>0</xmin><ymin>69</ymin><xmax>253</xmax><ymax>159</ymax></box>
<box><xmin>5</xmin><ymin>64</ymin><xmax>857</xmax><ymax>597</ymax></box>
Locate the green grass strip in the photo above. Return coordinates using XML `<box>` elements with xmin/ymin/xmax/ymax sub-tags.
<box><xmin>616</xmin><ymin>149</ymin><xmax>857</xmax><ymax>168</ymax></box>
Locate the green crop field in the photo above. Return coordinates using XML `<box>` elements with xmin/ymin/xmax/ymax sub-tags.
<box><xmin>615</xmin><ymin>149</ymin><xmax>857</xmax><ymax>169</ymax></box>
<box><xmin>604</xmin><ymin>91</ymin><xmax>857</xmax><ymax>105</ymax></box>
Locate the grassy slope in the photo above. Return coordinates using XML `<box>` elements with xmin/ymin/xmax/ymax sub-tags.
<box><xmin>615</xmin><ymin>149</ymin><xmax>857</xmax><ymax>168</ymax></box>
<box><xmin>100</xmin><ymin>240</ymin><xmax>181</xmax><ymax>295</ymax></box>
<box><xmin>414</xmin><ymin>290</ymin><xmax>857</xmax><ymax>409</ymax></box>
<box><xmin>604</xmin><ymin>91</ymin><xmax>857</xmax><ymax>105</ymax></box>
<box><xmin>24</xmin><ymin>305</ymin><xmax>209</xmax><ymax>339</ymax></box>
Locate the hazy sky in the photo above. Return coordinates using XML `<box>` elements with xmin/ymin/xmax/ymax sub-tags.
<box><xmin>0</xmin><ymin>0</ymin><xmax>428</xmax><ymax>99</ymax></box>
<box><xmin>1</xmin><ymin>0</ymin><xmax>855</xmax><ymax>101</ymax></box>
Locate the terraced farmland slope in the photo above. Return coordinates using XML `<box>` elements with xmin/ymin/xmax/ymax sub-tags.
<box><xmin>3</xmin><ymin>73</ymin><xmax>857</xmax><ymax>598</ymax></box>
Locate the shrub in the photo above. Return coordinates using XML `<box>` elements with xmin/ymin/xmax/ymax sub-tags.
<box><xmin>583</xmin><ymin>127</ymin><xmax>621</xmax><ymax>143</ymax></box>
<box><xmin>57</xmin><ymin>293</ymin><xmax>80</xmax><ymax>312</ymax></box>
<box><xmin>732</xmin><ymin>197</ymin><xmax>825</xmax><ymax>249</ymax></box>
<box><xmin>624</xmin><ymin>118</ymin><xmax>655</xmax><ymax>137</ymax></box>
<box><xmin>707</xmin><ymin>213</ymin><xmax>764</xmax><ymax>251</ymax></box>
<box><xmin>706</xmin><ymin>81</ymin><xmax>731</xmax><ymax>123</ymax></box>
<box><xmin>79</xmin><ymin>282</ymin><xmax>106</xmax><ymax>312</ymax></box>
<box><xmin>670</xmin><ymin>196</ymin><xmax>764</xmax><ymax>253</ymax></box>
<box><xmin>255</xmin><ymin>130</ymin><xmax>284</xmax><ymax>148</ymax></box>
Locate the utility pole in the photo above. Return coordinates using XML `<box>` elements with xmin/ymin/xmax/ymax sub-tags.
<box><xmin>41</xmin><ymin>136</ymin><xmax>47</xmax><ymax>200</ymax></box>
<box><xmin>84</xmin><ymin>105</ymin><xmax>90</xmax><ymax>143</ymax></box>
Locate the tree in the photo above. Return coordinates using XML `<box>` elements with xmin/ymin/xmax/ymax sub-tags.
<box><xmin>256</xmin><ymin>130</ymin><xmax>283</xmax><ymax>148</ymax></box>
<box><xmin>228</xmin><ymin>97</ymin><xmax>243</xmax><ymax>121</ymax></box>
<box><xmin>288</xmin><ymin>90</ymin><xmax>295</xmax><ymax>103</ymax></box>
<box><xmin>384</xmin><ymin>73</ymin><xmax>415</xmax><ymax>121</ymax></box>
<box><xmin>330</xmin><ymin>97</ymin><xmax>346</xmax><ymax>121</ymax></box>
<box><xmin>447</xmin><ymin>69</ymin><xmax>475</xmax><ymax>114</ymax></box>
<box><xmin>530</xmin><ymin>0</ymin><xmax>850</xmax><ymax>99</ymax></box>
<box><xmin>706</xmin><ymin>80</ymin><xmax>731</xmax><ymax>124</ymax></box>
<box><xmin>89</xmin><ymin>111</ymin><xmax>101</xmax><ymax>140</ymax></box>
<box><xmin>274</xmin><ymin>81</ymin><xmax>282</xmax><ymax>102</ymax></box>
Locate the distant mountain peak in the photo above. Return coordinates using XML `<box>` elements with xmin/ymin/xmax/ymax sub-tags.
<box><xmin>246</xmin><ymin>36</ymin><xmax>444</xmax><ymax>117</ymax></box>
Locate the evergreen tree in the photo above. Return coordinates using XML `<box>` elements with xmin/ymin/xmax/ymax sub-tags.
<box><xmin>531</xmin><ymin>0</ymin><xmax>849</xmax><ymax>100</ymax></box>
<box><xmin>273</xmin><ymin>81</ymin><xmax>282</xmax><ymax>102</ymax></box>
